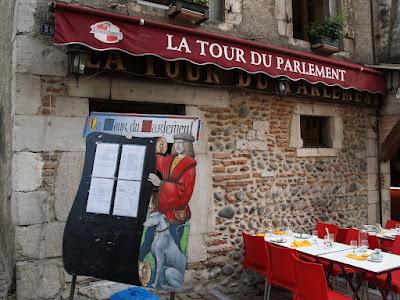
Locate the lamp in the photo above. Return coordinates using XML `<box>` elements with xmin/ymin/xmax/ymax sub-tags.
<box><xmin>276</xmin><ymin>77</ymin><xmax>289</xmax><ymax>100</ymax></box>
<box><xmin>67</xmin><ymin>45</ymin><xmax>86</xmax><ymax>75</ymax></box>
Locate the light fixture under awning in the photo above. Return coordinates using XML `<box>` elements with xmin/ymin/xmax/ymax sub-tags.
<box><xmin>53</xmin><ymin>2</ymin><xmax>386</xmax><ymax>94</ymax></box>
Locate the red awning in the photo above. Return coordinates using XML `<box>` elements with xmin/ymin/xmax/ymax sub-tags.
<box><xmin>54</xmin><ymin>2</ymin><xmax>386</xmax><ymax>94</ymax></box>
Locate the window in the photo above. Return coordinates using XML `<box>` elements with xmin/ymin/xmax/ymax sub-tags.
<box><xmin>292</xmin><ymin>0</ymin><xmax>338</xmax><ymax>41</ymax></box>
<box><xmin>300</xmin><ymin>116</ymin><xmax>330</xmax><ymax>148</ymax></box>
<box><xmin>209</xmin><ymin>0</ymin><xmax>224</xmax><ymax>21</ymax></box>
<box><xmin>290</xmin><ymin>103</ymin><xmax>343</xmax><ymax>157</ymax></box>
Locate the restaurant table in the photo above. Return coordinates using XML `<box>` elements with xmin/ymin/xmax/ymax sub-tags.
<box><xmin>265</xmin><ymin>235</ymin><xmax>352</xmax><ymax>256</ymax></box>
<box><xmin>369</xmin><ymin>230</ymin><xmax>398</xmax><ymax>241</ymax></box>
<box><xmin>265</xmin><ymin>233</ymin><xmax>400</xmax><ymax>299</ymax></box>
<box><xmin>319</xmin><ymin>249</ymin><xmax>400</xmax><ymax>300</ymax></box>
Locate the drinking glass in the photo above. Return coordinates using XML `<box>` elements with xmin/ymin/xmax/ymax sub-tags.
<box><xmin>350</xmin><ymin>240</ymin><xmax>358</xmax><ymax>253</ymax></box>
<box><xmin>395</xmin><ymin>224</ymin><xmax>400</xmax><ymax>235</ymax></box>
<box><xmin>312</xmin><ymin>230</ymin><xmax>319</xmax><ymax>243</ymax></box>
<box><xmin>360</xmin><ymin>239</ymin><xmax>369</xmax><ymax>252</ymax></box>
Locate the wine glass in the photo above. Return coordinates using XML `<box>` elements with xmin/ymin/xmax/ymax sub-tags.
<box><xmin>350</xmin><ymin>240</ymin><xmax>358</xmax><ymax>253</ymax></box>
<box><xmin>312</xmin><ymin>230</ymin><xmax>319</xmax><ymax>243</ymax></box>
<box><xmin>360</xmin><ymin>239</ymin><xmax>369</xmax><ymax>252</ymax></box>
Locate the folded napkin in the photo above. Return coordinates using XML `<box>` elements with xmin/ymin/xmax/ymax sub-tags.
<box><xmin>346</xmin><ymin>253</ymin><xmax>370</xmax><ymax>260</ymax></box>
<box><xmin>272</xmin><ymin>230</ymin><xmax>287</xmax><ymax>235</ymax></box>
<box><xmin>291</xmin><ymin>240</ymin><xmax>312</xmax><ymax>248</ymax></box>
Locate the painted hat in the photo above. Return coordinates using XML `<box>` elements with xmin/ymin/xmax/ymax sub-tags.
<box><xmin>173</xmin><ymin>133</ymin><xmax>195</xmax><ymax>142</ymax></box>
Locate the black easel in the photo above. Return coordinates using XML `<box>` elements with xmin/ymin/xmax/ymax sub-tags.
<box><xmin>69</xmin><ymin>275</ymin><xmax>77</xmax><ymax>300</ymax></box>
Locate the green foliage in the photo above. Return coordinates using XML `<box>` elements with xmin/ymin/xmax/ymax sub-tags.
<box><xmin>308</xmin><ymin>15</ymin><xmax>345</xmax><ymax>40</ymax></box>
<box><xmin>192</xmin><ymin>0</ymin><xmax>209</xmax><ymax>6</ymax></box>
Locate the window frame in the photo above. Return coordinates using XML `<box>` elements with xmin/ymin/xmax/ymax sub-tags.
<box><xmin>290</xmin><ymin>103</ymin><xmax>343</xmax><ymax>157</ymax></box>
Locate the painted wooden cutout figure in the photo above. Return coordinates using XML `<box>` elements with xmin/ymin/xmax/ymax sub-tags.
<box><xmin>139</xmin><ymin>133</ymin><xmax>197</xmax><ymax>291</ymax></box>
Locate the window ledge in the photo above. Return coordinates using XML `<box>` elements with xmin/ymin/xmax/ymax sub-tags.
<box><xmin>296</xmin><ymin>148</ymin><xmax>338</xmax><ymax>157</ymax></box>
<box><xmin>137</xmin><ymin>0</ymin><xmax>169</xmax><ymax>10</ymax></box>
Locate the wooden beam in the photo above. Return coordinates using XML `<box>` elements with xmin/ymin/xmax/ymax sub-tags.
<box><xmin>381</xmin><ymin>118</ymin><xmax>400</xmax><ymax>161</ymax></box>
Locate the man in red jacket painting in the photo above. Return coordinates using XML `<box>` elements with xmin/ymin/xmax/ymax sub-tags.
<box><xmin>148</xmin><ymin>133</ymin><xmax>197</xmax><ymax>225</ymax></box>
<box><xmin>138</xmin><ymin>133</ymin><xmax>197</xmax><ymax>289</ymax></box>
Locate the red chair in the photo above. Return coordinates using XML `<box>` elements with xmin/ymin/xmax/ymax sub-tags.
<box><xmin>381</xmin><ymin>220</ymin><xmax>399</xmax><ymax>252</ymax></box>
<box><xmin>366</xmin><ymin>236</ymin><xmax>400</xmax><ymax>296</ymax></box>
<box><xmin>344</xmin><ymin>228</ymin><xmax>359</xmax><ymax>245</ymax></box>
<box><xmin>266</xmin><ymin>242</ymin><xmax>298</xmax><ymax>299</ymax></box>
<box><xmin>385</xmin><ymin>220</ymin><xmax>400</xmax><ymax>229</ymax></box>
<box><xmin>367</xmin><ymin>234</ymin><xmax>380</xmax><ymax>250</ymax></box>
<box><xmin>242</xmin><ymin>232</ymin><xmax>270</xmax><ymax>299</ymax></box>
<box><xmin>316</xmin><ymin>222</ymin><xmax>339</xmax><ymax>240</ymax></box>
<box><xmin>293</xmin><ymin>255</ymin><xmax>351</xmax><ymax>300</ymax></box>
<box><xmin>336</xmin><ymin>228</ymin><xmax>347</xmax><ymax>244</ymax></box>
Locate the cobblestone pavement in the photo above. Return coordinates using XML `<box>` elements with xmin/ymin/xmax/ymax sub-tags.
<box><xmin>156</xmin><ymin>283</ymin><xmax>385</xmax><ymax>300</ymax></box>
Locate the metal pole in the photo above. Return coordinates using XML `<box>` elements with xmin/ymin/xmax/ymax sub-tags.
<box><xmin>69</xmin><ymin>275</ymin><xmax>77</xmax><ymax>300</ymax></box>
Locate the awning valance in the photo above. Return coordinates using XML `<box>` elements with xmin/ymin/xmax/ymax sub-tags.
<box><xmin>54</xmin><ymin>2</ymin><xmax>386</xmax><ymax>94</ymax></box>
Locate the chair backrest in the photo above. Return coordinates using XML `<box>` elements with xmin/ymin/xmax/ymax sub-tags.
<box><xmin>367</xmin><ymin>234</ymin><xmax>380</xmax><ymax>250</ymax></box>
<box><xmin>242</xmin><ymin>231</ymin><xmax>269</xmax><ymax>277</ymax></box>
<box><xmin>336</xmin><ymin>227</ymin><xmax>347</xmax><ymax>244</ymax></box>
<box><xmin>344</xmin><ymin>228</ymin><xmax>359</xmax><ymax>245</ymax></box>
<box><xmin>316</xmin><ymin>222</ymin><xmax>338</xmax><ymax>240</ymax></box>
<box><xmin>385</xmin><ymin>220</ymin><xmax>400</xmax><ymax>229</ymax></box>
<box><xmin>293</xmin><ymin>255</ymin><xmax>328</xmax><ymax>300</ymax></box>
<box><xmin>392</xmin><ymin>236</ymin><xmax>400</xmax><ymax>255</ymax></box>
<box><xmin>267</xmin><ymin>242</ymin><xmax>298</xmax><ymax>291</ymax></box>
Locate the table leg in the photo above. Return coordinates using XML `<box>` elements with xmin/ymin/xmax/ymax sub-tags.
<box><xmin>339</xmin><ymin>265</ymin><xmax>361</xmax><ymax>300</ymax></box>
<box><xmin>378</xmin><ymin>272</ymin><xmax>392</xmax><ymax>300</ymax></box>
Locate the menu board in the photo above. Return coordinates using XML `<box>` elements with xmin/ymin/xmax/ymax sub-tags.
<box><xmin>86</xmin><ymin>143</ymin><xmax>146</xmax><ymax>218</ymax></box>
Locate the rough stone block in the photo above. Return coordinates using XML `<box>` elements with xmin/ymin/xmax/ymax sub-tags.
<box><xmin>248</xmin><ymin>140</ymin><xmax>267</xmax><ymax>151</ymax></box>
<box><xmin>12</xmin><ymin>152</ymin><xmax>43</xmax><ymax>192</ymax></box>
<box><xmin>15</xmin><ymin>35</ymin><xmax>67</xmax><ymax>76</ymax></box>
<box><xmin>235</xmin><ymin>139</ymin><xmax>248</xmax><ymax>150</ymax></box>
<box><xmin>186</xmin><ymin>106</ymin><xmax>208</xmax><ymax>155</ymax></box>
<box><xmin>367</xmin><ymin>157</ymin><xmax>378</xmax><ymax>174</ymax></box>
<box><xmin>367</xmin><ymin>190</ymin><xmax>379</xmax><ymax>204</ymax></box>
<box><xmin>188</xmin><ymin>234</ymin><xmax>207</xmax><ymax>263</ymax></box>
<box><xmin>189</xmin><ymin>154</ymin><xmax>212</xmax><ymax>237</ymax></box>
<box><xmin>53</xmin><ymin>96</ymin><xmax>89</xmax><ymax>117</ymax></box>
<box><xmin>380</xmin><ymin>161</ymin><xmax>390</xmax><ymax>174</ymax></box>
<box><xmin>54</xmin><ymin>152</ymin><xmax>85</xmax><ymax>221</ymax></box>
<box><xmin>367</xmin><ymin>173</ymin><xmax>378</xmax><ymax>191</ymax></box>
<box><xmin>16</xmin><ymin>0</ymin><xmax>37</xmax><ymax>33</ymax></box>
<box><xmin>13</xmin><ymin>74</ymin><xmax>41</xmax><ymax>115</ymax></box>
<box><xmin>274</xmin><ymin>0</ymin><xmax>286</xmax><ymax>19</ymax></box>
<box><xmin>12</xmin><ymin>191</ymin><xmax>48</xmax><ymax>225</ymax></box>
<box><xmin>111</xmin><ymin>78</ymin><xmax>230</xmax><ymax>108</ymax></box>
<box><xmin>246</xmin><ymin>129</ymin><xmax>256</xmax><ymax>140</ymax></box>
<box><xmin>253</xmin><ymin>120</ymin><xmax>269</xmax><ymax>131</ymax></box>
<box><xmin>16</xmin><ymin>222</ymin><xmax>65</xmax><ymax>259</ymax></box>
<box><xmin>277</xmin><ymin>20</ymin><xmax>287</xmax><ymax>36</ymax></box>
<box><xmin>313</xmin><ymin>104</ymin><xmax>338</xmax><ymax>116</ymax></box>
<box><xmin>14</xmin><ymin>115</ymin><xmax>86</xmax><ymax>152</ymax></box>
<box><xmin>381</xmin><ymin>189</ymin><xmax>391</xmax><ymax>202</ymax></box>
<box><xmin>78</xmin><ymin>281</ymin><xmax>131</xmax><ymax>299</ymax></box>
<box><xmin>44</xmin><ymin>222</ymin><xmax>65</xmax><ymax>258</ymax></box>
<box><xmin>366</xmin><ymin>138</ymin><xmax>377</xmax><ymax>157</ymax></box>
<box><xmin>367</xmin><ymin>203</ymin><xmax>378</xmax><ymax>224</ymax></box>
<box><xmin>67</xmin><ymin>76</ymin><xmax>111</xmax><ymax>99</ymax></box>
<box><xmin>16</xmin><ymin>260</ymin><xmax>63</xmax><ymax>299</ymax></box>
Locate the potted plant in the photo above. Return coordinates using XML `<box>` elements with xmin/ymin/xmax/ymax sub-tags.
<box><xmin>308</xmin><ymin>15</ymin><xmax>345</xmax><ymax>54</ymax></box>
<box><xmin>167</xmin><ymin>0</ymin><xmax>209</xmax><ymax>24</ymax></box>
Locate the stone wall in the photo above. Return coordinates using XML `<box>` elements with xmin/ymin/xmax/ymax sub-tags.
<box><xmin>0</xmin><ymin>0</ymin><xmax>16</xmax><ymax>297</ymax></box>
<box><xmin>6</xmin><ymin>0</ymin><xmax>384</xmax><ymax>298</ymax></box>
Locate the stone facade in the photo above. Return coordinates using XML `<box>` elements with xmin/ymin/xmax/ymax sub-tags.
<box><xmin>0</xmin><ymin>0</ymin><xmax>16</xmax><ymax>298</ymax></box>
<box><xmin>0</xmin><ymin>0</ymin><xmax>390</xmax><ymax>299</ymax></box>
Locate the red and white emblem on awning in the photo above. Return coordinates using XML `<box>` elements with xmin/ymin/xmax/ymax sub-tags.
<box><xmin>90</xmin><ymin>21</ymin><xmax>123</xmax><ymax>43</ymax></box>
